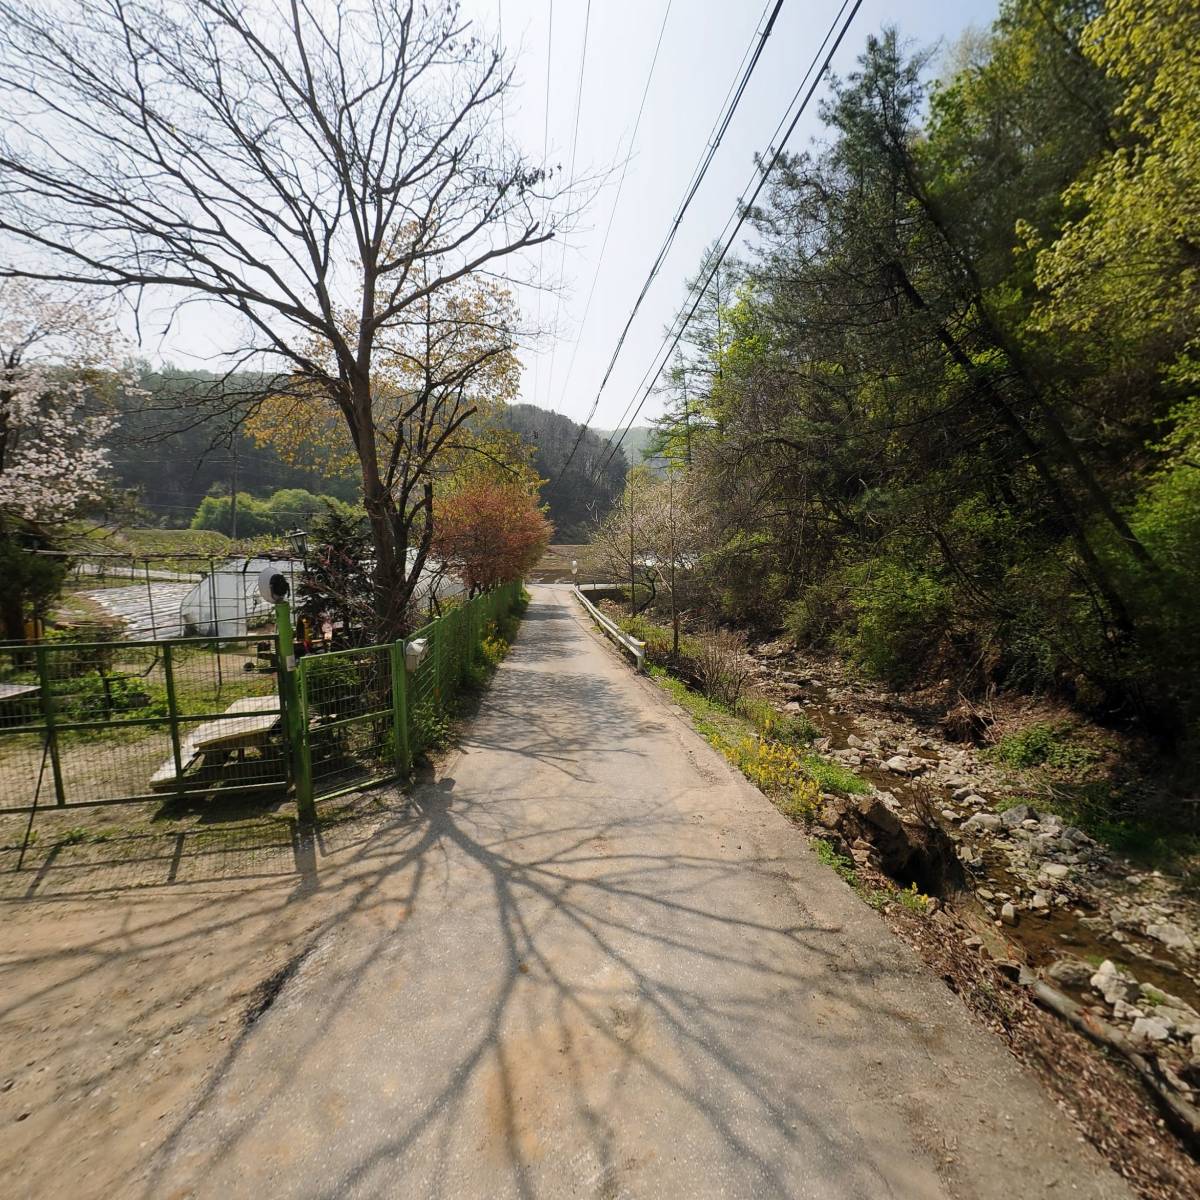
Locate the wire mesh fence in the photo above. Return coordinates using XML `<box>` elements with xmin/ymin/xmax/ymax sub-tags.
<box><xmin>1</xmin><ymin>580</ymin><xmax>523</xmax><ymax>817</ymax></box>
<box><xmin>0</xmin><ymin>634</ymin><xmax>285</xmax><ymax>812</ymax></box>
<box><xmin>297</xmin><ymin>581</ymin><xmax>523</xmax><ymax>802</ymax></box>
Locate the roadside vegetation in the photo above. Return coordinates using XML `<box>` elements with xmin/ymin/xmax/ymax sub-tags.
<box><xmin>608</xmin><ymin>608</ymin><xmax>867</xmax><ymax>820</ymax></box>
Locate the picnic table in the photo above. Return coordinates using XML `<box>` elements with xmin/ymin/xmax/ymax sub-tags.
<box><xmin>0</xmin><ymin>680</ymin><xmax>41</xmax><ymax>728</ymax></box>
<box><xmin>150</xmin><ymin>694</ymin><xmax>282</xmax><ymax>793</ymax></box>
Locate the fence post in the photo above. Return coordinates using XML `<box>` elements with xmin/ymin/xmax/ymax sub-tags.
<box><xmin>33</xmin><ymin>644</ymin><xmax>66</xmax><ymax>806</ymax></box>
<box><xmin>162</xmin><ymin>643</ymin><xmax>187</xmax><ymax>801</ymax></box>
<box><xmin>275</xmin><ymin>601</ymin><xmax>315</xmax><ymax>824</ymax></box>
<box><xmin>389</xmin><ymin>641</ymin><xmax>411</xmax><ymax>776</ymax></box>
<box><xmin>432</xmin><ymin>618</ymin><xmax>444</xmax><ymax>708</ymax></box>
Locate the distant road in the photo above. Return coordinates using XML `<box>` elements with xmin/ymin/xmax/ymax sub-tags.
<box><xmin>150</xmin><ymin>586</ymin><xmax>1130</xmax><ymax>1199</ymax></box>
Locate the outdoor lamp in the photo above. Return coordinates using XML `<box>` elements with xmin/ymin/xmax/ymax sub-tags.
<box><xmin>286</xmin><ymin>528</ymin><xmax>309</xmax><ymax>558</ymax></box>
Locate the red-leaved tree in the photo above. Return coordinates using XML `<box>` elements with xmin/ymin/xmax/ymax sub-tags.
<box><xmin>433</xmin><ymin>482</ymin><xmax>551</xmax><ymax>597</ymax></box>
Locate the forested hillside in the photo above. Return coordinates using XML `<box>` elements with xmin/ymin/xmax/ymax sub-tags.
<box><xmin>113</xmin><ymin>367</ymin><xmax>359</xmax><ymax>522</ymax></box>
<box><xmin>647</xmin><ymin>0</ymin><xmax>1200</xmax><ymax>756</ymax></box>
<box><xmin>499</xmin><ymin>403</ymin><xmax>627</xmax><ymax>539</ymax></box>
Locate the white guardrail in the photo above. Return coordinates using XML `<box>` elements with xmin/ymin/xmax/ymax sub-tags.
<box><xmin>572</xmin><ymin>585</ymin><xmax>646</xmax><ymax>672</ymax></box>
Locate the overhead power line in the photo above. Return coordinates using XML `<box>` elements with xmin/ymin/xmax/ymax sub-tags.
<box><xmin>546</xmin><ymin>0</ymin><xmax>785</xmax><ymax>491</ymax></box>
<box><xmin>531</xmin><ymin>0</ymin><xmax>555</xmax><ymax>413</ymax></box>
<box><xmin>544</xmin><ymin>0</ymin><xmax>594</xmax><ymax>408</ymax></box>
<box><xmin>597</xmin><ymin>0</ymin><xmax>864</xmax><ymax>475</ymax></box>
<box><xmin>549</xmin><ymin>0</ymin><xmax>676</xmax><ymax>422</ymax></box>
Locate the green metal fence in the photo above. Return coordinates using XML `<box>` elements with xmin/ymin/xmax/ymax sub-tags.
<box><xmin>0</xmin><ymin>581</ymin><xmax>523</xmax><ymax>820</ymax></box>
<box><xmin>0</xmin><ymin>634</ymin><xmax>285</xmax><ymax>812</ymax></box>
<box><xmin>295</xmin><ymin>581</ymin><xmax>522</xmax><ymax>804</ymax></box>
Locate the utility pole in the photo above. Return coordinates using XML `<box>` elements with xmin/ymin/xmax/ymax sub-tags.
<box><xmin>628</xmin><ymin>480</ymin><xmax>636</xmax><ymax>617</ymax></box>
<box><xmin>230</xmin><ymin>442</ymin><xmax>239</xmax><ymax>540</ymax></box>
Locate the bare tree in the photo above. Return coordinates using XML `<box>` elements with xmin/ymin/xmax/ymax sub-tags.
<box><xmin>0</xmin><ymin>0</ymin><xmax>566</xmax><ymax>638</ymax></box>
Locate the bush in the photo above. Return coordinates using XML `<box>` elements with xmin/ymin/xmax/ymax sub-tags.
<box><xmin>839</xmin><ymin>561</ymin><xmax>950</xmax><ymax>686</ymax></box>
<box><xmin>412</xmin><ymin>701</ymin><xmax>451</xmax><ymax>752</ymax></box>
<box><xmin>303</xmin><ymin>654</ymin><xmax>366</xmax><ymax>720</ymax></box>
<box><xmin>783</xmin><ymin>577</ymin><xmax>845</xmax><ymax>648</ymax></box>
<box><xmin>991</xmin><ymin>722</ymin><xmax>1096</xmax><ymax>773</ymax></box>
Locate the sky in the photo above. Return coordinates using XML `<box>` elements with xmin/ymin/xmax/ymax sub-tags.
<box><xmin>137</xmin><ymin>0</ymin><xmax>1001</xmax><ymax>432</ymax></box>
<box><xmin>468</xmin><ymin>0</ymin><xmax>1001</xmax><ymax>432</ymax></box>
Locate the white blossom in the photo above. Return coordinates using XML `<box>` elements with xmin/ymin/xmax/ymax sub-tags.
<box><xmin>0</xmin><ymin>280</ymin><xmax>137</xmax><ymax>526</ymax></box>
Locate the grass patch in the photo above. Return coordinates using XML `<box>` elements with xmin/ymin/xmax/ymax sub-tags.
<box><xmin>646</xmin><ymin>664</ymin><xmax>866</xmax><ymax>811</ymax></box>
<box><xmin>989</xmin><ymin>722</ymin><xmax>1097</xmax><ymax>773</ymax></box>
<box><xmin>813</xmin><ymin>836</ymin><xmax>857</xmax><ymax>883</ymax></box>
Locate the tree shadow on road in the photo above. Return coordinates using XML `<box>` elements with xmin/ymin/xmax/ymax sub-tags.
<box><xmin>127</xmin><ymin>596</ymin><xmax>936</xmax><ymax>1199</ymax></box>
<box><xmin>0</xmin><ymin>594</ymin><xmax>945</xmax><ymax>1200</ymax></box>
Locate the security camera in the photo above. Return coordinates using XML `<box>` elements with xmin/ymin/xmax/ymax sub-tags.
<box><xmin>257</xmin><ymin>566</ymin><xmax>291</xmax><ymax>604</ymax></box>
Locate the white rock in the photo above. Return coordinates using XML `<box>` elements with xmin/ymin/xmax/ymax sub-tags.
<box><xmin>961</xmin><ymin>812</ymin><xmax>1002</xmax><ymax>835</ymax></box>
<box><xmin>1090</xmin><ymin>959</ymin><xmax>1140</xmax><ymax>1005</ymax></box>
<box><xmin>1146</xmin><ymin>922</ymin><xmax>1196</xmax><ymax>955</ymax></box>
<box><xmin>940</xmin><ymin>808</ymin><xmax>960</xmax><ymax>823</ymax></box>
<box><xmin>1041</xmin><ymin>863</ymin><xmax>1071</xmax><ymax>880</ymax></box>
<box><xmin>1131</xmin><ymin>1015</ymin><xmax>1171</xmax><ymax>1043</ymax></box>
<box><xmin>1001</xmin><ymin>902</ymin><xmax>1018</xmax><ymax>926</ymax></box>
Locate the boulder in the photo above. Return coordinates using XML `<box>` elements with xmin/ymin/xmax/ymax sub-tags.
<box><xmin>1000</xmin><ymin>803</ymin><xmax>1036</xmax><ymax>829</ymax></box>
<box><xmin>1146</xmin><ymin>922</ymin><xmax>1196</xmax><ymax>955</ymax></box>
<box><xmin>1131</xmin><ymin>1015</ymin><xmax>1172</xmax><ymax>1044</ymax></box>
<box><xmin>1001</xmin><ymin>902</ymin><xmax>1018</xmax><ymax>926</ymax></box>
<box><xmin>1046</xmin><ymin>958</ymin><xmax>1094</xmax><ymax>989</ymax></box>
<box><xmin>1090</xmin><ymin>959</ymin><xmax>1140</xmax><ymax>1006</ymax></box>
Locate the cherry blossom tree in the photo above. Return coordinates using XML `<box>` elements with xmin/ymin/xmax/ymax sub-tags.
<box><xmin>0</xmin><ymin>280</ymin><xmax>137</xmax><ymax>638</ymax></box>
<box><xmin>0</xmin><ymin>280</ymin><xmax>131</xmax><ymax>526</ymax></box>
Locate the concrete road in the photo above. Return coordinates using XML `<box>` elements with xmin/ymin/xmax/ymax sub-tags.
<box><xmin>150</xmin><ymin>587</ymin><xmax>1129</xmax><ymax>1200</ymax></box>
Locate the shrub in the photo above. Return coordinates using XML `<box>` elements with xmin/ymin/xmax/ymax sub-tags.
<box><xmin>303</xmin><ymin>654</ymin><xmax>366</xmax><ymax>720</ymax></box>
<box><xmin>991</xmin><ymin>722</ymin><xmax>1096</xmax><ymax>773</ymax></box>
<box><xmin>694</xmin><ymin>628</ymin><xmax>754</xmax><ymax>709</ymax></box>
<box><xmin>412</xmin><ymin>701</ymin><xmax>451</xmax><ymax>752</ymax></box>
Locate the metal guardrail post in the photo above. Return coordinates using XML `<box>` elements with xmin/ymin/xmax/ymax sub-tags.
<box><xmin>33</xmin><ymin>644</ymin><xmax>66</xmax><ymax>805</ymax></box>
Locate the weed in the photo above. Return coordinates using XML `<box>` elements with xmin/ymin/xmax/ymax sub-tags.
<box><xmin>896</xmin><ymin>882</ymin><xmax>931</xmax><ymax>912</ymax></box>
<box><xmin>58</xmin><ymin>826</ymin><xmax>90</xmax><ymax>845</ymax></box>
<box><xmin>412</xmin><ymin>702</ymin><xmax>452</xmax><ymax>752</ymax></box>
<box><xmin>813</xmin><ymin>837</ymin><xmax>858</xmax><ymax>884</ymax></box>
<box><xmin>801</xmin><ymin>754</ymin><xmax>869</xmax><ymax>796</ymax></box>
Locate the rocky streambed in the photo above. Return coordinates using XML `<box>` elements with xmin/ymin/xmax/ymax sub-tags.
<box><xmin>755</xmin><ymin>643</ymin><xmax>1200</xmax><ymax>1113</ymax></box>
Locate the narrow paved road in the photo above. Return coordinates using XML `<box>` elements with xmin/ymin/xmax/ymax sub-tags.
<box><xmin>152</xmin><ymin>587</ymin><xmax>1129</xmax><ymax>1200</ymax></box>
